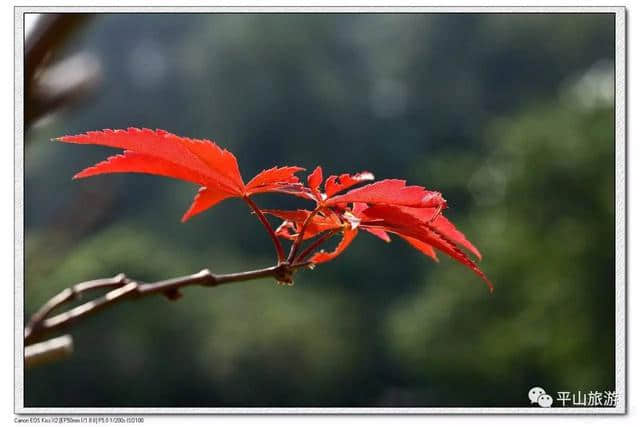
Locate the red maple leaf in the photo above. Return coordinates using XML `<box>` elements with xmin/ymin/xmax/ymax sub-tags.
<box><xmin>55</xmin><ymin>128</ymin><xmax>304</xmax><ymax>222</ymax></box>
<box><xmin>56</xmin><ymin>129</ymin><xmax>491</xmax><ymax>290</ymax></box>
<box><xmin>265</xmin><ymin>167</ymin><xmax>492</xmax><ymax>291</ymax></box>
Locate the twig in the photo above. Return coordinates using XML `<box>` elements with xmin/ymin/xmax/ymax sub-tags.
<box><xmin>294</xmin><ymin>229</ymin><xmax>339</xmax><ymax>263</ymax></box>
<box><xmin>25</xmin><ymin>274</ymin><xmax>130</xmax><ymax>340</ymax></box>
<box><xmin>24</xmin><ymin>263</ymin><xmax>306</xmax><ymax>346</ymax></box>
<box><xmin>244</xmin><ymin>196</ymin><xmax>286</xmax><ymax>262</ymax></box>
<box><xmin>25</xmin><ymin>335</ymin><xmax>74</xmax><ymax>368</ymax></box>
<box><xmin>287</xmin><ymin>207</ymin><xmax>321</xmax><ymax>263</ymax></box>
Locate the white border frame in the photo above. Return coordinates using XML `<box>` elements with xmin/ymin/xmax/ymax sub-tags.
<box><xmin>14</xmin><ymin>6</ymin><xmax>626</xmax><ymax>415</ymax></box>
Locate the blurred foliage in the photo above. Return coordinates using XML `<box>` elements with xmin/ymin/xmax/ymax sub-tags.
<box><xmin>24</xmin><ymin>13</ymin><xmax>615</xmax><ymax>407</ymax></box>
<box><xmin>385</xmin><ymin>98</ymin><xmax>614</xmax><ymax>406</ymax></box>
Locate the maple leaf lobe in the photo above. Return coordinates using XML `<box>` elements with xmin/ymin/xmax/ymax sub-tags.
<box><xmin>56</xmin><ymin>128</ymin><xmax>305</xmax><ymax>221</ymax></box>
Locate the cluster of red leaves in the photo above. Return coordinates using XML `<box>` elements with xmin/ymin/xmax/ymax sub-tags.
<box><xmin>56</xmin><ymin>128</ymin><xmax>492</xmax><ymax>291</ymax></box>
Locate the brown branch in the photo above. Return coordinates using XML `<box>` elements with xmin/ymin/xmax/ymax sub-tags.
<box><xmin>25</xmin><ymin>274</ymin><xmax>130</xmax><ymax>340</ymax></box>
<box><xmin>24</xmin><ymin>263</ymin><xmax>307</xmax><ymax>347</ymax></box>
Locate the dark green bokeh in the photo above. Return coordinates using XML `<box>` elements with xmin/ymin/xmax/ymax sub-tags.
<box><xmin>24</xmin><ymin>13</ymin><xmax>615</xmax><ymax>407</ymax></box>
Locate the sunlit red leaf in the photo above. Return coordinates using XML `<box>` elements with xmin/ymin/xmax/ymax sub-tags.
<box><xmin>56</xmin><ymin>128</ymin><xmax>306</xmax><ymax>221</ymax></box>
<box><xmin>57</xmin><ymin>128</ymin><xmax>244</xmax><ymax>193</ymax></box>
<box><xmin>324</xmin><ymin>171</ymin><xmax>375</xmax><ymax>197</ymax></box>
<box><xmin>391</xmin><ymin>206</ymin><xmax>482</xmax><ymax>260</ymax></box>
<box><xmin>263</xmin><ymin>183</ymin><xmax>315</xmax><ymax>200</ymax></box>
<box><xmin>307</xmin><ymin>166</ymin><xmax>324</xmax><ymax>199</ymax></box>
<box><xmin>264</xmin><ymin>209</ymin><xmax>342</xmax><ymax>240</ymax></box>
<box><xmin>263</xmin><ymin>209</ymin><xmax>314</xmax><ymax>224</ymax></box>
<box><xmin>274</xmin><ymin>221</ymin><xmax>298</xmax><ymax>240</ymax></box>
<box><xmin>363</xmin><ymin>205</ymin><xmax>492</xmax><ymax>291</ymax></box>
<box><xmin>327</xmin><ymin>179</ymin><xmax>447</xmax><ymax>208</ymax></box>
<box><xmin>245</xmin><ymin>166</ymin><xmax>305</xmax><ymax>195</ymax></box>
<box><xmin>73</xmin><ymin>151</ymin><xmax>210</xmax><ymax>185</ymax></box>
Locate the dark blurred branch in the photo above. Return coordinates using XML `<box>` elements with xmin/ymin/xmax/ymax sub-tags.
<box><xmin>27</xmin><ymin>52</ymin><xmax>102</xmax><ymax>125</ymax></box>
<box><xmin>25</xmin><ymin>14</ymin><xmax>88</xmax><ymax>84</ymax></box>
<box><xmin>25</xmin><ymin>14</ymin><xmax>101</xmax><ymax>128</ymax></box>
<box><xmin>25</xmin><ymin>335</ymin><xmax>73</xmax><ymax>368</ymax></box>
<box><xmin>24</xmin><ymin>262</ymin><xmax>312</xmax><ymax>351</ymax></box>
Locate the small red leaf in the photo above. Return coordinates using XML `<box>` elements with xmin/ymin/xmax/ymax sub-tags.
<box><xmin>245</xmin><ymin>166</ymin><xmax>305</xmax><ymax>195</ymax></box>
<box><xmin>264</xmin><ymin>209</ymin><xmax>342</xmax><ymax>240</ymax></box>
<box><xmin>324</xmin><ymin>171</ymin><xmax>375</xmax><ymax>197</ymax></box>
<box><xmin>307</xmin><ymin>166</ymin><xmax>323</xmax><ymax>199</ymax></box>
<box><xmin>263</xmin><ymin>209</ymin><xmax>314</xmax><ymax>224</ymax></box>
<box><xmin>262</xmin><ymin>183</ymin><xmax>316</xmax><ymax>200</ymax></box>
<box><xmin>327</xmin><ymin>179</ymin><xmax>446</xmax><ymax>208</ymax></box>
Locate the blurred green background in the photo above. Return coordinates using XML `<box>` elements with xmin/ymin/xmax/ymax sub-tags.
<box><xmin>24</xmin><ymin>13</ymin><xmax>615</xmax><ymax>407</ymax></box>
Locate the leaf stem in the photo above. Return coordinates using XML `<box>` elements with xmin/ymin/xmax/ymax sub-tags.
<box><xmin>287</xmin><ymin>207</ymin><xmax>321</xmax><ymax>263</ymax></box>
<box><xmin>243</xmin><ymin>196</ymin><xmax>286</xmax><ymax>262</ymax></box>
<box><xmin>294</xmin><ymin>229</ymin><xmax>339</xmax><ymax>263</ymax></box>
